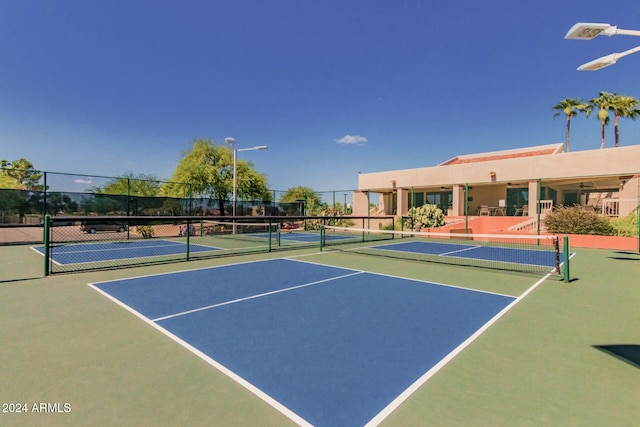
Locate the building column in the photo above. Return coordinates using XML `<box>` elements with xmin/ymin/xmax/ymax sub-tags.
<box><xmin>352</xmin><ymin>191</ymin><xmax>369</xmax><ymax>216</ymax></box>
<box><xmin>451</xmin><ymin>184</ymin><xmax>465</xmax><ymax>216</ymax></box>
<box><xmin>397</xmin><ymin>188</ymin><xmax>409</xmax><ymax>216</ymax></box>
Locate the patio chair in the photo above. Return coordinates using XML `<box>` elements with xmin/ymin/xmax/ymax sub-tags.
<box><xmin>478</xmin><ymin>205</ymin><xmax>490</xmax><ymax>216</ymax></box>
<box><xmin>514</xmin><ymin>205</ymin><xmax>528</xmax><ymax>216</ymax></box>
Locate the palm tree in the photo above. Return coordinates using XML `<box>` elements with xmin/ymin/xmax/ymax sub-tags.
<box><xmin>590</xmin><ymin>92</ymin><xmax>614</xmax><ymax>149</ymax></box>
<box><xmin>552</xmin><ymin>98</ymin><xmax>592</xmax><ymax>152</ymax></box>
<box><xmin>608</xmin><ymin>94</ymin><xmax>640</xmax><ymax>147</ymax></box>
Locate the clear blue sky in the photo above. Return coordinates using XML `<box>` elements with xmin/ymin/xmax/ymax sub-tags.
<box><xmin>2</xmin><ymin>0</ymin><xmax>639</xmax><ymax>194</ymax></box>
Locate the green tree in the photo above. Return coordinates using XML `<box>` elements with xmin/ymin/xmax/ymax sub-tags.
<box><xmin>234</xmin><ymin>161</ymin><xmax>272</xmax><ymax>205</ymax></box>
<box><xmin>0</xmin><ymin>173</ymin><xmax>17</xmax><ymax>189</ymax></box>
<box><xmin>47</xmin><ymin>192</ymin><xmax>78</xmax><ymax>215</ymax></box>
<box><xmin>0</xmin><ymin>159</ymin><xmax>43</xmax><ymax>223</ymax></box>
<box><xmin>0</xmin><ymin>158</ymin><xmax>43</xmax><ymax>190</ymax></box>
<box><xmin>590</xmin><ymin>92</ymin><xmax>614</xmax><ymax>149</ymax></box>
<box><xmin>608</xmin><ymin>94</ymin><xmax>640</xmax><ymax>147</ymax></box>
<box><xmin>163</xmin><ymin>139</ymin><xmax>269</xmax><ymax>215</ymax></box>
<box><xmin>552</xmin><ymin>98</ymin><xmax>592</xmax><ymax>152</ymax></box>
<box><xmin>91</xmin><ymin>172</ymin><xmax>162</xmax><ymax>196</ymax></box>
<box><xmin>279</xmin><ymin>186</ymin><xmax>325</xmax><ymax>215</ymax></box>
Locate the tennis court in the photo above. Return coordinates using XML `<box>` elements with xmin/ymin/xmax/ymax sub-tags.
<box><xmin>369</xmin><ymin>240</ymin><xmax>558</xmax><ymax>270</ymax></box>
<box><xmin>32</xmin><ymin>239</ymin><xmax>221</xmax><ymax>265</ymax></box>
<box><xmin>320</xmin><ymin>226</ymin><xmax>564</xmax><ymax>276</ymax></box>
<box><xmin>2</xmin><ymin>235</ymin><xmax>640</xmax><ymax>426</ymax></box>
<box><xmin>89</xmin><ymin>258</ymin><xmax>522</xmax><ymax>427</ymax></box>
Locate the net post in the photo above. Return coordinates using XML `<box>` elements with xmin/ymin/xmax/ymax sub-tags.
<box><xmin>43</xmin><ymin>214</ymin><xmax>50</xmax><ymax>276</ymax></box>
<box><xmin>277</xmin><ymin>222</ymin><xmax>281</xmax><ymax>247</ymax></box>
<box><xmin>563</xmin><ymin>236</ymin><xmax>570</xmax><ymax>282</ymax></box>
<box><xmin>268</xmin><ymin>221</ymin><xmax>272</xmax><ymax>252</ymax></box>
<box><xmin>319</xmin><ymin>225</ymin><xmax>324</xmax><ymax>251</ymax></box>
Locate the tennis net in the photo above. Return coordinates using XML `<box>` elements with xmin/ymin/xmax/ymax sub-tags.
<box><xmin>200</xmin><ymin>220</ymin><xmax>280</xmax><ymax>240</ymax></box>
<box><xmin>43</xmin><ymin>215</ymin><xmax>394</xmax><ymax>274</ymax></box>
<box><xmin>320</xmin><ymin>225</ymin><xmax>563</xmax><ymax>275</ymax></box>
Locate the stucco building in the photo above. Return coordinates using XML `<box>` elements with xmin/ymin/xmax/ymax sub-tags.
<box><xmin>353</xmin><ymin>143</ymin><xmax>640</xmax><ymax>221</ymax></box>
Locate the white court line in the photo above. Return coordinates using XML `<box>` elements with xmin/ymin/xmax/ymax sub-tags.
<box><xmin>152</xmin><ymin>270</ymin><xmax>364</xmax><ymax>322</ymax></box>
<box><xmin>51</xmin><ymin>240</ymin><xmax>212</xmax><ymax>255</ymax></box>
<box><xmin>87</xmin><ymin>281</ymin><xmax>313</xmax><ymax>427</ymax></box>
<box><xmin>438</xmin><ymin>245</ymin><xmax>482</xmax><ymax>256</ymax></box>
<box><xmin>364</xmin><ymin>271</ymin><xmax>555</xmax><ymax>427</ymax></box>
<box><xmin>285</xmin><ymin>255</ymin><xmax>518</xmax><ymax>298</ymax></box>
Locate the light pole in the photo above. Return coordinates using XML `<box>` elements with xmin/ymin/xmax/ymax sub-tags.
<box><xmin>565</xmin><ymin>22</ymin><xmax>640</xmax><ymax>71</ymax></box>
<box><xmin>224</xmin><ymin>137</ymin><xmax>268</xmax><ymax>219</ymax></box>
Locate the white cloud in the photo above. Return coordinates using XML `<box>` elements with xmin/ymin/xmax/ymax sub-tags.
<box><xmin>336</xmin><ymin>134</ymin><xmax>368</xmax><ymax>146</ymax></box>
<box><xmin>74</xmin><ymin>177</ymin><xmax>93</xmax><ymax>184</ymax></box>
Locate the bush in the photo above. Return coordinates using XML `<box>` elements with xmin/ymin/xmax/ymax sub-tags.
<box><xmin>135</xmin><ymin>225</ymin><xmax>155</xmax><ymax>238</ymax></box>
<box><xmin>407</xmin><ymin>204</ymin><xmax>445</xmax><ymax>231</ymax></box>
<box><xmin>543</xmin><ymin>205</ymin><xmax>615</xmax><ymax>235</ymax></box>
<box><xmin>303</xmin><ymin>208</ymin><xmax>354</xmax><ymax>231</ymax></box>
<box><xmin>611</xmin><ymin>212</ymin><xmax>639</xmax><ymax>237</ymax></box>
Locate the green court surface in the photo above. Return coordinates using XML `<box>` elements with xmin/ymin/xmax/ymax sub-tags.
<box><xmin>1</xmin><ymin>243</ymin><xmax>638</xmax><ymax>426</ymax></box>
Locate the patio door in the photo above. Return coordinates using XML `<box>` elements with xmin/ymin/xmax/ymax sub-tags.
<box><xmin>506</xmin><ymin>188</ymin><xmax>528</xmax><ymax>216</ymax></box>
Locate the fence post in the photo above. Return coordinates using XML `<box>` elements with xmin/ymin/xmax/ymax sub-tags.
<box><xmin>43</xmin><ymin>171</ymin><xmax>47</xmax><ymax>219</ymax></box>
<box><xmin>43</xmin><ymin>214</ymin><xmax>50</xmax><ymax>276</ymax></box>
<box><xmin>186</xmin><ymin>219</ymin><xmax>191</xmax><ymax>260</ymax></box>
<box><xmin>465</xmin><ymin>184</ymin><xmax>469</xmax><ymax>234</ymax></box>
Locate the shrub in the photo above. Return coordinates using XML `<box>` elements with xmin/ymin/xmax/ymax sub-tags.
<box><xmin>407</xmin><ymin>204</ymin><xmax>445</xmax><ymax>231</ymax></box>
<box><xmin>136</xmin><ymin>225</ymin><xmax>155</xmax><ymax>238</ymax></box>
<box><xmin>303</xmin><ymin>208</ymin><xmax>354</xmax><ymax>231</ymax></box>
<box><xmin>543</xmin><ymin>205</ymin><xmax>615</xmax><ymax>235</ymax></box>
<box><xmin>611</xmin><ymin>212</ymin><xmax>639</xmax><ymax>237</ymax></box>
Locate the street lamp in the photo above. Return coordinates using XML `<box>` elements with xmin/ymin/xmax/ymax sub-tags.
<box><xmin>565</xmin><ymin>22</ymin><xmax>640</xmax><ymax>39</ymax></box>
<box><xmin>576</xmin><ymin>46</ymin><xmax>640</xmax><ymax>71</ymax></box>
<box><xmin>565</xmin><ymin>22</ymin><xmax>640</xmax><ymax>71</ymax></box>
<box><xmin>224</xmin><ymin>137</ymin><xmax>268</xmax><ymax>219</ymax></box>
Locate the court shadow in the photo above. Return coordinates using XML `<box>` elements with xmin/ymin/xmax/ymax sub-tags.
<box><xmin>609</xmin><ymin>251</ymin><xmax>640</xmax><ymax>261</ymax></box>
<box><xmin>0</xmin><ymin>277</ymin><xmax>43</xmax><ymax>284</ymax></box>
<box><xmin>594</xmin><ymin>344</ymin><xmax>640</xmax><ymax>369</ymax></box>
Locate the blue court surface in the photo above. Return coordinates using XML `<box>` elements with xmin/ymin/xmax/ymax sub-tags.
<box><xmin>89</xmin><ymin>258</ymin><xmax>516</xmax><ymax>426</ymax></box>
<box><xmin>371</xmin><ymin>240</ymin><xmax>558</xmax><ymax>268</ymax></box>
<box><xmin>33</xmin><ymin>239</ymin><xmax>220</xmax><ymax>264</ymax></box>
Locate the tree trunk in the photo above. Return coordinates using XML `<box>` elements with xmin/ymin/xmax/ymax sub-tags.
<box><xmin>565</xmin><ymin>116</ymin><xmax>571</xmax><ymax>152</ymax></box>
